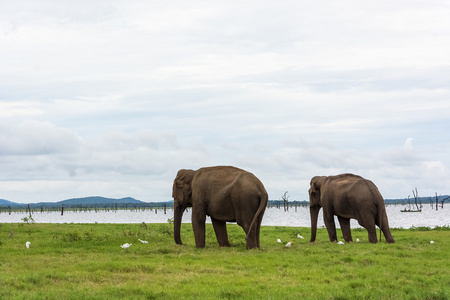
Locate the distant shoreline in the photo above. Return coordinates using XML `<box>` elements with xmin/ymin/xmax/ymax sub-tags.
<box><xmin>1</xmin><ymin>195</ymin><xmax>449</xmax><ymax>210</ymax></box>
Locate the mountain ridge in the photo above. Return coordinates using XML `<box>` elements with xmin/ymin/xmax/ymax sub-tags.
<box><xmin>0</xmin><ymin>196</ymin><xmax>151</xmax><ymax>208</ymax></box>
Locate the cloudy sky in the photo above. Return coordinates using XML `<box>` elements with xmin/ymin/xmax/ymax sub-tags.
<box><xmin>1</xmin><ymin>0</ymin><xmax>450</xmax><ymax>203</ymax></box>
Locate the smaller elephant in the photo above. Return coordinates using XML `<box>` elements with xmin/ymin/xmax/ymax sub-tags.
<box><xmin>172</xmin><ymin>166</ymin><xmax>268</xmax><ymax>249</ymax></box>
<box><xmin>309</xmin><ymin>173</ymin><xmax>394</xmax><ymax>243</ymax></box>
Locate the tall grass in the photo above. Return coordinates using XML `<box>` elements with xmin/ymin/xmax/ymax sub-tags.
<box><xmin>0</xmin><ymin>221</ymin><xmax>449</xmax><ymax>299</ymax></box>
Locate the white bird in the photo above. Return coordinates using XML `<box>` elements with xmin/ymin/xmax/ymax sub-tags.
<box><xmin>430</xmin><ymin>241</ymin><xmax>435</xmax><ymax>244</ymax></box>
<box><xmin>26</xmin><ymin>241</ymin><xmax>31</xmax><ymax>249</ymax></box>
<box><xmin>277</xmin><ymin>239</ymin><xmax>282</xmax><ymax>243</ymax></box>
<box><xmin>297</xmin><ymin>234</ymin><xmax>304</xmax><ymax>239</ymax></box>
<box><xmin>121</xmin><ymin>243</ymin><xmax>132</xmax><ymax>249</ymax></box>
<box><xmin>138</xmin><ymin>239</ymin><xmax>148</xmax><ymax>244</ymax></box>
<box><xmin>337</xmin><ymin>241</ymin><xmax>345</xmax><ymax>245</ymax></box>
<box><xmin>356</xmin><ymin>238</ymin><xmax>360</xmax><ymax>243</ymax></box>
<box><xmin>285</xmin><ymin>241</ymin><xmax>293</xmax><ymax>247</ymax></box>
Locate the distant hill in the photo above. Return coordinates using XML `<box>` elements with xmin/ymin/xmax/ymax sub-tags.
<box><xmin>0</xmin><ymin>199</ymin><xmax>21</xmax><ymax>207</ymax></box>
<box><xmin>58</xmin><ymin>196</ymin><xmax>144</xmax><ymax>206</ymax></box>
<box><xmin>0</xmin><ymin>196</ymin><xmax>153</xmax><ymax>209</ymax></box>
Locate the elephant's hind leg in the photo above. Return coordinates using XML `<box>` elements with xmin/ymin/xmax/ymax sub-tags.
<box><xmin>376</xmin><ymin>215</ymin><xmax>395</xmax><ymax>243</ymax></box>
<box><xmin>245</xmin><ymin>227</ymin><xmax>258</xmax><ymax>250</ymax></box>
<box><xmin>337</xmin><ymin>216</ymin><xmax>353</xmax><ymax>242</ymax></box>
<box><xmin>211</xmin><ymin>217</ymin><xmax>230</xmax><ymax>247</ymax></box>
<box><xmin>237</xmin><ymin>219</ymin><xmax>258</xmax><ymax>250</ymax></box>
<box><xmin>256</xmin><ymin>221</ymin><xmax>262</xmax><ymax>248</ymax></box>
<box><xmin>367</xmin><ymin>226</ymin><xmax>378</xmax><ymax>243</ymax></box>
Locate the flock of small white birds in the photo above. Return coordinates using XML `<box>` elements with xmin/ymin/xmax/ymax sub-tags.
<box><xmin>22</xmin><ymin>240</ymin><xmax>149</xmax><ymax>249</ymax></box>
<box><xmin>120</xmin><ymin>239</ymin><xmax>149</xmax><ymax>249</ymax></box>
<box><xmin>120</xmin><ymin>243</ymin><xmax>132</xmax><ymax>249</ymax></box>
<box><xmin>275</xmin><ymin>235</ymin><xmax>437</xmax><ymax>247</ymax></box>
<box><xmin>23</xmin><ymin>238</ymin><xmax>437</xmax><ymax>249</ymax></box>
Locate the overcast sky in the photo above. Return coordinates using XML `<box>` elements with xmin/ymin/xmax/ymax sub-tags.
<box><xmin>1</xmin><ymin>0</ymin><xmax>450</xmax><ymax>203</ymax></box>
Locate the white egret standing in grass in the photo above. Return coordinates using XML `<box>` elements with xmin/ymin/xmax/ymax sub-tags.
<box><xmin>277</xmin><ymin>239</ymin><xmax>282</xmax><ymax>243</ymax></box>
<box><xmin>121</xmin><ymin>243</ymin><xmax>132</xmax><ymax>249</ymax></box>
<box><xmin>285</xmin><ymin>241</ymin><xmax>292</xmax><ymax>247</ymax></box>
<box><xmin>26</xmin><ymin>241</ymin><xmax>31</xmax><ymax>249</ymax></box>
<box><xmin>430</xmin><ymin>241</ymin><xmax>435</xmax><ymax>244</ymax></box>
<box><xmin>297</xmin><ymin>234</ymin><xmax>304</xmax><ymax>239</ymax></box>
<box><xmin>138</xmin><ymin>239</ymin><xmax>148</xmax><ymax>244</ymax></box>
<box><xmin>337</xmin><ymin>241</ymin><xmax>344</xmax><ymax>245</ymax></box>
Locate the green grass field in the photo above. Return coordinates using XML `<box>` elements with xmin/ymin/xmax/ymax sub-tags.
<box><xmin>1</xmin><ymin>221</ymin><xmax>449</xmax><ymax>299</ymax></box>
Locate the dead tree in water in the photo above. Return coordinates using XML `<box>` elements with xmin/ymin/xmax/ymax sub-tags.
<box><xmin>281</xmin><ymin>191</ymin><xmax>289</xmax><ymax>212</ymax></box>
<box><xmin>431</xmin><ymin>193</ymin><xmax>449</xmax><ymax>210</ymax></box>
<box><xmin>412</xmin><ymin>188</ymin><xmax>422</xmax><ymax>211</ymax></box>
<box><xmin>435</xmin><ymin>193</ymin><xmax>439</xmax><ymax>211</ymax></box>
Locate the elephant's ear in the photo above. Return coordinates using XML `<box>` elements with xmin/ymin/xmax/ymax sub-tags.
<box><xmin>175</xmin><ymin>177</ymin><xmax>184</xmax><ymax>188</ymax></box>
<box><xmin>173</xmin><ymin>175</ymin><xmax>185</xmax><ymax>202</ymax></box>
<box><xmin>309</xmin><ymin>180</ymin><xmax>317</xmax><ymax>195</ymax></box>
<box><xmin>310</xmin><ymin>176</ymin><xmax>325</xmax><ymax>193</ymax></box>
<box><xmin>309</xmin><ymin>178</ymin><xmax>321</xmax><ymax>206</ymax></box>
<box><xmin>173</xmin><ymin>169</ymin><xmax>194</xmax><ymax>205</ymax></box>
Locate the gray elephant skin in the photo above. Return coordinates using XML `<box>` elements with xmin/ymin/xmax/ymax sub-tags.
<box><xmin>172</xmin><ymin>166</ymin><xmax>268</xmax><ymax>249</ymax></box>
<box><xmin>309</xmin><ymin>173</ymin><xmax>394</xmax><ymax>243</ymax></box>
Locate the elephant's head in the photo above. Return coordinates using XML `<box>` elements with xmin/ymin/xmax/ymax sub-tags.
<box><xmin>172</xmin><ymin>169</ymin><xmax>195</xmax><ymax>245</ymax></box>
<box><xmin>309</xmin><ymin>176</ymin><xmax>326</xmax><ymax>242</ymax></box>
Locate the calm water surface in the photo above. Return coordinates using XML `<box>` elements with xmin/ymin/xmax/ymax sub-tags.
<box><xmin>1</xmin><ymin>205</ymin><xmax>448</xmax><ymax>228</ymax></box>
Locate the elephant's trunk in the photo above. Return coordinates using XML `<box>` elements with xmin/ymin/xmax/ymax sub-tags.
<box><xmin>310</xmin><ymin>205</ymin><xmax>320</xmax><ymax>243</ymax></box>
<box><xmin>174</xmin><ymin>203</ymin><xmax>186</xmax><ymax>245</ymax></box>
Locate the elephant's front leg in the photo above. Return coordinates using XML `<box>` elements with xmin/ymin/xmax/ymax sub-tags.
<box><xmin>337</xmin><ymin>216</ymin><xmax>353</xmax><ymax>242</ymax></box>
<box><xmin>323</xmin><ymin>211</ymin><xmax>338</xmax><ymax>242</ymax></box>
<box><xmin>192</xmin><ymin>206</ymin><xmax>207</xmax><ymax>248</ymax></box>
<box><xmin>211</xmin><ymin>217</ymin><xmax>230</xmax><ymax>247</ymax></box>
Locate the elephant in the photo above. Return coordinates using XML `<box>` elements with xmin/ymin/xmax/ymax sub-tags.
<box><xmin>172</xmin><ymin>166</ymin><xmax>268</xmax><ymax>249</ymax></box>
<box><xmin>309</xmin><ymin>173</ymin><xmax>394</xmax><ymax>244</ymax></box>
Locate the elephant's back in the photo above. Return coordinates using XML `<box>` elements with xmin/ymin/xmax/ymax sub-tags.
<box><xmin>326</xmin><ymin>176</ymin><xmax>369</xmax><ymax>197</ymax></box>
<box><xmin>197</xmin><ymin>165</ymin><xmax>244</xmax><ymax>178</ymax></box>
<box><xmin>195</xmin><ymin>166</ymin><xmax>261</xmax><ymax>184</ymax></box>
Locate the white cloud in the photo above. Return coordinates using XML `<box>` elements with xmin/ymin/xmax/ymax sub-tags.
<box><xmin>0</xmin><ymin>120</ymin><xmax>82</xmax><ymax>155</ymax></box>
<box><xmin>1</xmin><ymin>1</ymin><xmax>450</xmax><ymax>203</ymax></box>
<box><xmin>404</xmin><ymin>138</ymin><xmax>414</xmax><ymax>151</ymax></box>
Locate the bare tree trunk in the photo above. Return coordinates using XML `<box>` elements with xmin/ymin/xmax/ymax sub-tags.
<box><xmin>435</xmin><ymin>193</ymin><xmax>439</xmax><ymax>211</ymax></box>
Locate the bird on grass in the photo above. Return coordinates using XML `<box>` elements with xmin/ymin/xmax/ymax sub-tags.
<box><xmin>26</xmin><ymin>241</ymin><xmax>31</xmax><ymax>249</ymax></box>
<box><xmin>337</xmin><ymin>241</ymin><xmax>344</xmax><ymax>245</ymax></box>
<box><xmin>297</xmin><ymin>234</ymin><xmax>304</xmax><ymax>239</ymax></box>
<box><xmin>356</xmin><ymin>238</ymin><xmax>360</xmax><ymax>243</ymax></box>
<box><xmin>121</xmin><ymin>243</ymin><xmax>132</xmax><ymax>249</ymax></box>
<box><xmin>285</xmin><ymin>241</ymin><xmax>293</xmax><ymax>247</ymax></box>
<box><xmin>277</xmin><ymin>239</ymin><xmax>282</xmax><ymax>243</ymax></box>
<box><xmin>430</xmin><ymin>241</ymin><xmax>435</xmax><ymax>244</ymax></box>
<box><xmin>138</xmin><ymin>239</ymin><xmax>148</xmax><ymax>244</ymax></box>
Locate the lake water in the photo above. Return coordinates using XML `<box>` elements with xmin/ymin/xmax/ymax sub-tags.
<box><xmin>1</xmin><ymin>205</ymin><xmax>448</xmax><ymax>229</ymax></box>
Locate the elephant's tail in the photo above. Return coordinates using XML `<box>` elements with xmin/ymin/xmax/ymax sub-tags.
<box><xmin>378</xmin><ymin>204</ymin><xmax>382</xmax><ymax>242</ymax></box>
<box><xmin>376</xmin><ymin>193</ymin><xmax>386</xmax><ymax>243</ymax></box>
<box><xmin>246</xmin><ymin>190</ymin><xmax>268</xmax><ymax>242</ymax></box>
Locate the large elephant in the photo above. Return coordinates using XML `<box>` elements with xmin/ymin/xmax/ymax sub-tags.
<box><xmin>309</xmin><ymin>173</ymin><xmax>394</xmax><ymax>243</ymax></box>
<box><xmin>172</xmin><ymin>166</ymin><xmax>268</xmax><ymax>249</ymax></box>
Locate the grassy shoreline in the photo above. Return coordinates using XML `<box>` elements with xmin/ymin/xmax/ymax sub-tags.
<box><xmin>1</xmin><ymin>222</ymin><xmax>449</xmax><ymax>299</ymax></box>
